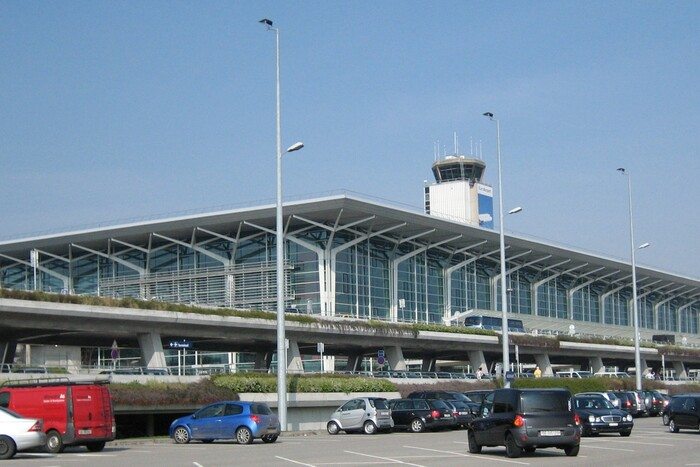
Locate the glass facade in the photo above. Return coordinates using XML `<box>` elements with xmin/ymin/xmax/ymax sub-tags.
<box><xmin>0</xmin><ymin>201</ymin><xmax>697</xmax><ymax>336</ymax></box>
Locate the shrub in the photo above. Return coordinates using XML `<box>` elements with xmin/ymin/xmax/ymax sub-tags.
<box><xmin>110</xmin><ymin>379</ymin><xmax>237</xmax><ymax>406</ymax></box>
<box><xmin>212</xmin><ymin>373</ymin><xmax>397</xmax><ymax>393</ymax></box>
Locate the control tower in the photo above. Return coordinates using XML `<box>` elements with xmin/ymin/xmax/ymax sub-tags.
<box><xmin>424</xmin><ymin>155</ymin><xmax>494</xmax><ymax>228</ymax></box>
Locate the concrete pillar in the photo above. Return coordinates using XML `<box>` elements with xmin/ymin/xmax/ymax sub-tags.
<box><xmin>589</xmin><ymin>356</ymin><xmax>605</xmax><ymax>374</ymax></box>
<box><xmin>345</xmin><ymin>354</ymin><xmax>362</xmax><ymax>372</ymax></box>
<box><xmin>0</xmin><ymin>340</ymin><xmax>17</xmax><ymax>368</ymax></box>
<box><xmin>421</xmin><ymin>357</ymin><xmax>436</xmax><ymax>372</ymax></box>
<box><xmin>534</xmin><ymin>353</ymin><xmax>553</xmax><ymax>376</ymax></box>
<box><xmin>640</xmin><ymin>358</ymin><xmax>650</xmax><ymax>376</ymax></box>
<box><xmin>136</xmin><ymin>332</ymin><xmax>167</xmax><ymax>369</ymax></box>
<box><xmin>254</xmin><ymin>352</ymin><xmax>268</xmax><ymax>371</ymax></box>
<box><xmin>385</xmin><ymin>346</ymin><xmax>406</xmax><ymax>371</ymax></box>
<box><xmin>468</xmin><ymin>350</ymin><xmax>488</xmax><ymax>373</ymax></box>
<box><xmin>287</xmin><ymin>340</ymin><xmax>304</xmax><ymax>373</ymax></box>
<box><xmin>673</xmin><ymin>361</ymin><xmax>688</xmax><ymax>380</ymax></box>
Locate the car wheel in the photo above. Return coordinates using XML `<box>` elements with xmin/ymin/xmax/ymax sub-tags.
<box><xmin>669</xmin><ymin>419</ymin><xmax>679</xmax><ymax>433</ymax></box>
<box><xmin>86</xmin><ymin>441</ymin><xmax>106</xmax><ymax>452</ymax></box>
<box><xmin>236</xmin><ymin>427</ymin><xmax>254</xmax><ymax>444</ymax></box>
<box><xmin>410</xmin><ymin>418</ymin><xmax>425</xmax><ymax>433</ymax></box>
<box><xmin>261</xmin><ymin>434</ymin><xmax>278</xmax><ymax>443</ymax></box>
<box><xmin>620</xmin><ymin>429</ymin><xmax>632</xmax><ymax>437</ymax></box>
<box><xmin>363</xmin><ymin>421</ymin><xmax>378</xmax><ymax>435</ymax></box>
<box><xmin>327</xmin><ymin>421</ymin><xmax>341</xmax><ymax>435</ymax></box>
<box><xmin>46</xmin><ymin>430</ymin><xmax>64</xmax><ymax>454</ymax></box>
<box><xmin>505</xmin><ymin>434</ymin><xmax>522</xmax><ymax>458</ymax></box>
<box><xmin>467</xmin><ymin>431</ymin><xmax>481</xmax><ymax>454</ymax></box>
<box><xmin>662</xmin><ymin>413</ymin><xmax>670</xmax><ymax>425</ymax></box>
<box><xmin>564</xmin><ymin>444</ymin><xmax>580</xmax><ymax>457</ymax></box>
<box><xmin>0</xmin><ymin>435</ymin><xmax>17</xmax><ymax>460</ymax></box>
<box><xmin>173</xmin><ymin>426</ymin><xmax>191</xmax><ymax>444</ymax></box>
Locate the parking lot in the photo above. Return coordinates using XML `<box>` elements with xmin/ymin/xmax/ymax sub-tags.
<box><xmin>3</xmin><ymin>417</ymin><xmax>697</xmax><ymax>466</ymax></box>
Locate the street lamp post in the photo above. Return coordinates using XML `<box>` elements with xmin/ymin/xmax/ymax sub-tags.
<box><xmin>617</xmin><ymin>167</ymin><xmax>643</xmax><ymax>391</ymax></box>
<box><xmin>260</xmin><ymin>18</ymin><xmax>304</xmax><ymax>431</ymax></box>
<box><xmin>484</xmin><ymin>112</ymin><xmax>513</xmax><ymax>388</ymax></box>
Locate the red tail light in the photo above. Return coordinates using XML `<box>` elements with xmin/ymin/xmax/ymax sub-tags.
<box><xmin>250</xmin><ymin>415</ymin><xmax>261</xmax><ymax>424</ymax></box>
<box><xmin>431</xmin><ymin>410</ymin><xmax>440</xmax><ymax>419</ymax></box>
<box><xmin>513</xmin><ymin>415</ymin><xmax>524</xmax><ymax>427</ymax></box>
<box><xmin>28</xmin><ymin>421</ymin><xmax>42</xmax><ymax>432</ymax></box>
<box><xmin>626</xmin><ymin>399</ymin><xmax>632</xmax><ymax>408</ymax></box>
<box><xmin>574</xmin><ymin>414</ymin><xmax>581</xmax><ymax>426</ymax></box>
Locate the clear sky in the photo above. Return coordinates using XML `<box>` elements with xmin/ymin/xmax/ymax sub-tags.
<box><xmin>2</xmin><ymin>1</ymin><xmax>699</xmax><ymax>278</ymax></box>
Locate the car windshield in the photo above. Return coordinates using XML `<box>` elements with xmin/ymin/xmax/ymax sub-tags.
<box><xmin>447</xmin><ymin>392</ymin><xmax>471</xmax><ymax>402</ymax></box>
<box><xmin>369</xmin><ymin>399</ymin><xmax>389</xmax><ymax>410</ymax></box>
<box><xmin>521</xmin><ymin>392</ymin><xmax>570</xmax><ymax>412</ymax></box>
<box><xmin>575</xmin><ymin>397</ymin><xmax>613</xmax><ymax>409</ymax></box>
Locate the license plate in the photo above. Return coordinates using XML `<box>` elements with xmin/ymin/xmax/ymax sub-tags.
<box><xmin>609</xmin><ymin>422</ymin><xmax>618</xmax><ymax>426</ymax></box>
<box><xmin>443</xmin><ymin>414</ymin><xmax>452</xmax><ymax>418</ymax></box>
<box><xmin>78</xmin><ymin>429</ymin><xmax>92</xmax><ymax>435</ymax></box>
<box><xmin>267</xmin><ymin>427</ymin><xmax>277</xmax><ymax>433</ymax></box>
<box><xmin>379</xmin><ymin>411</ymin><xmax>389</xmax><ymax>416</ymax></box>
<box><xmin>459</xmin><ymin>412</ymin><xmax>469</xmax><ymax>415</ymax></box>
<box><xmin>540</xmin><ymin>430</ymin><xmax>561</xmax><ymax>436</ymax></box>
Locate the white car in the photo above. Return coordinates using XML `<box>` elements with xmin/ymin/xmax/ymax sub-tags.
<box><xmin>0</xmin><ymin>407</ymin><xmax>45</xmax><ymax>460</ymax></box>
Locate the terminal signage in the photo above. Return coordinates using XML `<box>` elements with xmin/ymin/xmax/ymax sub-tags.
<box><xmin>169</xmin><ymin>340</ymin><xmax>193</xmax><ymax>349</ymax></box>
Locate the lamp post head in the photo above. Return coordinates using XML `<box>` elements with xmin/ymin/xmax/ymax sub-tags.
<box><xmin>638</xmin><ymin>242</ymin><xmax>650</xmax><ymax>249</ymax></box>
<box><xmin>259</xmin><ymin>18</ymin><xmax>273</xmax><ymax>28</ymax></box>
<box><xmin>508</xmin><ymin>207</ymin><xmax>523</xmax><ymax>215</ymax></box>
<box><xmin>617</xmin><ymin>167</ymin><xmax>626</xmax><ymax>174</ymax></box>
<box><xmin>286</xmin><ymin>142</ymin><xmax>304</xmax><ymax>153</ymax></box>
<box><xmin>483</xmin><ymin>112</ymin><xmax>494</xmax><ymax>120</ymax></box>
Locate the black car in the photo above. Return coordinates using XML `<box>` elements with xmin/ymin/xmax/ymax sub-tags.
<box><xmin>463</xmin><ymin>390</ymin><xmax>493</xmax><ymax>405</ymax></box>
<box><xmin>444</xmin><ymin>400</ymin><xmax>474</xmax><ymax>428</ymax></box>
<box><xmin>467</xmin><ymin>388</ymin><xmax>581</xmax><ymax>458</ymax></box>
<box><xmin>612</xmin><ymin>391</ymin><xmax>642</xmax><ymax>417</ymax></box>
<box><xmin>388</xmin><ymin>398</ymin><xmax>454</xmax><ymax>432</ymax></box>
<box><xmin>645</xmin><ymin>390</ymin><xmax>667</xmax><ymax>417</ymax></box>
<box><xmin>572</xmin><ymin>395</ymin><xmax>633</xmax><ymax>436</ymax></box>
<box><xmin>407</xmin><ymin>390</ymin><xmax>479</xmax><ymax>413</ymax></box>
<box><xmin>665</xmin><ymin>394</ymin><xmax>700</xmax><ymax>433</ymax></box>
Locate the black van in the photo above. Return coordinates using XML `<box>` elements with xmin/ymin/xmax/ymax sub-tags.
<box><xmin>666</xmin><ymin>394</ymin><xmax>700</xmax><ymax>433</ymax></box>
<box><xmin>467</xmin><ymin>388</ymin><xmax>581</xmax><ymax>458</ymax></box>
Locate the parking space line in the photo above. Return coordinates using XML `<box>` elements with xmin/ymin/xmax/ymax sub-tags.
<box><xmin>407</xmin><ymin>446</ymin><xmax>530</xmax><ymax>465</ymax></box>
<box><xmin>275</xmin><ymin>455</ymin><xmax>316</xmax><ymax>466</ymax></box>
<box><xmin>345</xmin><ymin>449</ymin><xmax>426</xmax><ymax>466</ymax></box>
<box><xmin>583</xmin><ymin>445</ymin><xmax>635</xmax><ymax>452</ymax></box>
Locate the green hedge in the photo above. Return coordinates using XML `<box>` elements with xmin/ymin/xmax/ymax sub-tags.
<box><xmin>212</xmin><ymin>373</ymin><xmax>396</xmax><ymax>393</ymax></box>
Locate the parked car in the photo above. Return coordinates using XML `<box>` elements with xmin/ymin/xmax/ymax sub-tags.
<box><xmin>642</xmin><ymin>390</ymin><xmax>665</xmax><ymax>416</ymax></box>
<box><xmin>612</xmin><ymin>391</ymin><xmax>641</xmax><ymax>417</ymax></box>
<box><xmin>0</xmin><ymin>379</ymin><xmax>114</xmax><ymax>453</ymax></box>
<box><xmin>577</xmin><ymin>391</ymin><xmax>620</xmax><ymax>408</ymax></box>
<box><xmin>463</xmin><ymin>390</ymin><xmax>493</xmax><ymax>405</ymax></box>
<box><xmin>388</xmin><ymin>399</ymin><xmax>454</xmax><ymax>432</ymax></box>
<box><xmin>0</xmin><ymin>407</ymin><xmax>45</xmax><ymax>460</ymax></box>
<box><xmin>664</xmin><ymin>394</ymin><xmax>700</xmax><ymax>433</ymax></box>
<box><xmin>467</xmin><ymin>388</ymin><xmax>581</xmax><ymax>458</ymax></box>
<box><xmin>327</xmin><ymin>397</ymin><xmax>393</xmax><ymax>435</ymax></box>
<box><xmin>446</xmin><ymin>400</ymin><xmax>474</xmax><ymax>428</ymax></box>
<box><xmin>572</xmin><ymin>395</ymin><xmax>633</xmax><ymax>436</ymax></box>
<box><xmin>169</xmin><ymin>401</ymin><xmax>280</xmax><ymax>444</ymax></box>
<box><xmin>407</xmin><ymin>391</ymin><xmax>479</xmax><ymax>413</ymax></box>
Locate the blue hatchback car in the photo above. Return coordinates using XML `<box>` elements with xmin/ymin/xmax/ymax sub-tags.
<box><xmin>169</xmin><ymin>401</ymin><xmax>280</xmax><ymax>445</ymax></box>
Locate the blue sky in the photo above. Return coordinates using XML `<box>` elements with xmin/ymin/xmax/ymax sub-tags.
<box><xmin>2</xmin><ymin>1</ymin><xmax>699</xmax><ymax>278</ymax></box>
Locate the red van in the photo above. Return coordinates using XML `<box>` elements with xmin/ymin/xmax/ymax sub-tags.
<box><xmin>0</xmin><ymin>378</ymin><xmax>115</xmax><ymax>453</ymax></box>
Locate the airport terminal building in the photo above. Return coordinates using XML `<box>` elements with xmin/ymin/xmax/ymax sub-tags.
<box><xmin>1</xmin><ymin>155</ymin><xmax>699</xmax><ymax>352</ymax></box>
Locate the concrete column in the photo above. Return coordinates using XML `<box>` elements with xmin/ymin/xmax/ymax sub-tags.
<box><xmin>136</xmin><ymin>332</ymin><xmax>167</xmax><ymax>369</ymax></box>
<box><xmin>673</xmin><ymin>361</ymin><xmax>688</xmax><ymax>380</ymax></box>
<box><xmin>589</xmin><ymin>356</ymin><xmax>605</xmax><ymax>374</ymax></box>
<box><xmin>534</xmin><ymin>353</ymin><xmax>553</xmax><ymax>376</ymax></box>
<box><xmin>640</xmin><ymin>358</ymin><xmax>650</xmax><ymax>376</ymax></box>
<box><xmin>345</xmin><ymin>354</ymin><xmax>362</xmax><ymax>372</ymax></box>
<box><xmin>385</xmin><ymin>346</ymin><xmax>406</xmax><ymax>371</ymax></box>
<box><xmin>287</xmin><ymin>340</ymin><xmax>304</xmax><ymax>373</ymax></box>
<box><xmin>421</xmin><ymin>357</ymin><xmax>436</xmax><ymax>372</ymax></box>
<box><xmin>254</xmin><ymin>352</ymin><xmax>268</xmax><ymax>371</ymax></box>
<box><xmin>468</xmin><ymin>350</ymin><xmax>488</xmax><ymax>373</ymax></box>
<box><xmin>0</xmin><ymin>340</ymin><xmax>17</xmax><ymax>367</ymax></box>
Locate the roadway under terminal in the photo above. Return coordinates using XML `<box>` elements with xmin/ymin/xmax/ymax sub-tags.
<box><xmin>1</xmin><ymin>299</ymin><xmax>696</xmax><ymax>380</ymax></box>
